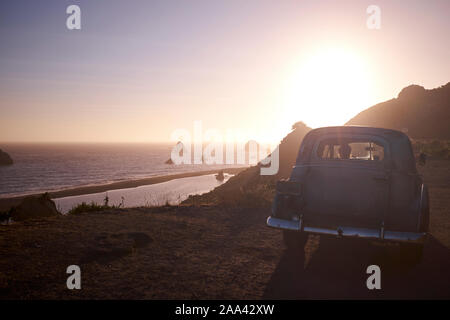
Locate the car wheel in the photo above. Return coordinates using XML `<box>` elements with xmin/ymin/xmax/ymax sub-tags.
<box><xmin>283</xmin><ymin>230</ymin><xmax>308</xmax><ymax>251</ymax></box>
<box><xmin>400</xmin><ymin>243</ymin><xmax>424</xmax><ymax>265</ymax></box>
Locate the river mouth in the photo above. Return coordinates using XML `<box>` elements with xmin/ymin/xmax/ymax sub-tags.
<box><xmin>54</xmin><ymin>174</ymin><xmax>232</xmax><ymax>214</ymax></box>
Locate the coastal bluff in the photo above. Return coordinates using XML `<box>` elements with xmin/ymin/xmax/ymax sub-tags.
<box><xmin>0</xmin><ymin>149</ymin><xmax>13</xmax><ymax>165</ymax></box>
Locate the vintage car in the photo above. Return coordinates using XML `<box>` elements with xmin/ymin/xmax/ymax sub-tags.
<box><xmin>267</xmin><ymin>126</ymin><xmax>429</xmax><ymax>261</ymax></box>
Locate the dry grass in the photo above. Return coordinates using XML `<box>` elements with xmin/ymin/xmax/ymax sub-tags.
<box><xmin>418</xmin><ymin>159</ymin><xmax>450</xmax><ymax>247</ymax></box>
<box><xmin>0</xmin><ymin>206</ymin><xmax>280</xmax><ymax>299</ymax></box>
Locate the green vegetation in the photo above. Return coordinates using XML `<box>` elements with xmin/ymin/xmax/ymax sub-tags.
<box><xmin>68</xmin><ymin>202</ymin><xmax>113</xmax><ymax>215</ymax></box>
<box><xmin>68</xmin><ymin>195</ymin><xmax>123</xmax><ymax>215</ymax></box>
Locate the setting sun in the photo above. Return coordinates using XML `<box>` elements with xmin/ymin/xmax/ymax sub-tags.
<box><xmin>283</xmin><ymin>48</ymin><xmax>374</xmax><ymax>129</ymax></box>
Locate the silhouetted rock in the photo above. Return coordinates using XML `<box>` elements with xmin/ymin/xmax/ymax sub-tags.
<box><xmin>10</xmin><ymin>193</ymin><xmax>60</xmax><ymax>221</ymax></box>
<box><xmin>215</xmin><ymin>170</ymin><xmax>225</xmax><ymax>181</ymax></box>
<box><xmin>0</xmin><ymin>149</ymin><xmax>13</xmax><ymax>166</ymax></box>
<box><xmin>166</xmin><ymin>141</ymin><xmax>186</xmax><ymax>164</ymax></box>
<box><xmin>346</xmin><ymin>82</ymin><xmax>450</xmax><ymax>139</ymax></box>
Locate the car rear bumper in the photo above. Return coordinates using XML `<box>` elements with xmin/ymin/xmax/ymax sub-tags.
<box><xmin>267</xmin><ymin>216</ymin><xmax>426</xmax><ymax>244</ymax></box>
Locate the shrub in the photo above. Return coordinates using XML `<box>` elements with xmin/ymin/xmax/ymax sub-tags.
<box><xmin>411</xmin><ymin>139</ymin><xmax>449</xmax><ymax>159</ymax></box>
<box><xmin>68</xmin><ymin>201</ymin><xmax>113</xmax><ymax>215</ymax></box>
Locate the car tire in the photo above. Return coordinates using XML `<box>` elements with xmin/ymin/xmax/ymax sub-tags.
<box><xmin>283</xmin><ymin>230</ymin><xmax>308</xmax><ymax>251</ymax></box>
<box><xmin>400</xmin><ymin>243</ymin><xmax>424</xmax><ymax>265</ymax></box>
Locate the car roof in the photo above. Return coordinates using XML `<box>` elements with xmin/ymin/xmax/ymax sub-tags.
<box><xmin>307</xmin><ymin>125</ymin><xmax>407</xmax><ymax>139</ymax></box>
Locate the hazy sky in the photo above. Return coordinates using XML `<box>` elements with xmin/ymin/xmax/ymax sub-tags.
<box><xmin>1</xmin><ymin>0</ymin><xmax>449</xmax><ymax>143</ymax></box>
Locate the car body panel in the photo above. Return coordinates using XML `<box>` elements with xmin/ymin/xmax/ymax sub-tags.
<box><xmin>268</xmin><ymin>126</ymin><xmax>429</xmax><ymax>243</ymax></box>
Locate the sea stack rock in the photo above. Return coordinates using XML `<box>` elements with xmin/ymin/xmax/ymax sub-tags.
<box><xmin>0</xmin><ymin>149</ymin><xmax>13</xmax><ymax>166</ymax></box>
<box><xmin>165</xmin><ymin>141</ymin><xmax>185</xmax><ymax>164</ymax></box>
<box><xmin>215</xmin><ymin>170</ymin><xmax>225</xmax><ymax>181</ymax></box>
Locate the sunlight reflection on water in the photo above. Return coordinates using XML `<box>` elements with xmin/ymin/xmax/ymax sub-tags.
<box><xmin>54</xmin><ymin>174</ymin><xmax>231</xmax><ymax>214</ymax></box>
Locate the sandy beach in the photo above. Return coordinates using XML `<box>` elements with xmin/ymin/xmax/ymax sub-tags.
<box><xmin>0</xmin><ymin>167</ymin><xmax>246</xmax><ymax>212</ymax></box>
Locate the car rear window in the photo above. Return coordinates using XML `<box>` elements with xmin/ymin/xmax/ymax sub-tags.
<box><xmin>316</xmin><ymin>139</ymin><xmax>385</xmax><ymax>161</ymax></box>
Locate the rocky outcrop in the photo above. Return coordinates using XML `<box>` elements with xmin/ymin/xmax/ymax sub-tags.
<box><xmin>397</xmin><ymin>84</ymin><xmax>427</xmax><ymax>101</ymax></box>
<box><xmin>0</xmin><ymin>149</ymin><xmax>13</xmax><ymax>166</ymax></box>
<box><xmin>215</xmin><ymin>170</ymin><xmax>225</xmax><ymax>181</ymax></box>
<box><xmin>10</xmin><ymin>193</ymin><xmax>60</xmax><ymax>221</ymax></box>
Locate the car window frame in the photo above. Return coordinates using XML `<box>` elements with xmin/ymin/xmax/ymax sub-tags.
<box><xmin>310</xmin><ymin>133</ymin><xmax>391</xmax><ymax>167</ymax></box>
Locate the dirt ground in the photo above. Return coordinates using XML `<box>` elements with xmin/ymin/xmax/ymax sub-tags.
<box><xmin>0</xmin><ymin>160</ymin><xmax>449</xmax><ymax>299</ymax></box>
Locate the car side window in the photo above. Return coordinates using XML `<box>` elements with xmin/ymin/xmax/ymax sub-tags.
<box><xmin>316</xmin><ymin>139</ymin><xmax>385</xmax><ymax>161</ymax></box>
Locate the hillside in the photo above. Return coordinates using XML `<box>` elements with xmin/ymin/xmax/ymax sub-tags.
<box><xmin>187</xmin><ymin>82</ymin><xmax>450</xmax><ymax>207</ymax></box>
<box><xmin>184</xmin><ymin>122</ymin><xmax>312</xmax><ymax>207</ymax></box>
<box><xmin>346</xmin><ymin>82</ymin><xmax>450</xmax><ymax>139</ymax></box>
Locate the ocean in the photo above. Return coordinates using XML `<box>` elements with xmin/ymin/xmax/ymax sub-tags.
<box><xmin>0</xmin><ymin>143</ymin><xmax>244</xmax><ymax>198</ymax></box>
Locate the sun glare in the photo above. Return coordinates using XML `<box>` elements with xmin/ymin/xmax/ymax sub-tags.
<box><xmin>283</xmin><ymin>48</ymin><xmax>374</xmax><ymax>129</ymax></box>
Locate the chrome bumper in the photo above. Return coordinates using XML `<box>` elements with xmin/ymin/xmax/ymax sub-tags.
<box><xmin>267</xmin><ymin>216</ymin><xmax>426</xmax><ymax>243</ymax></box>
